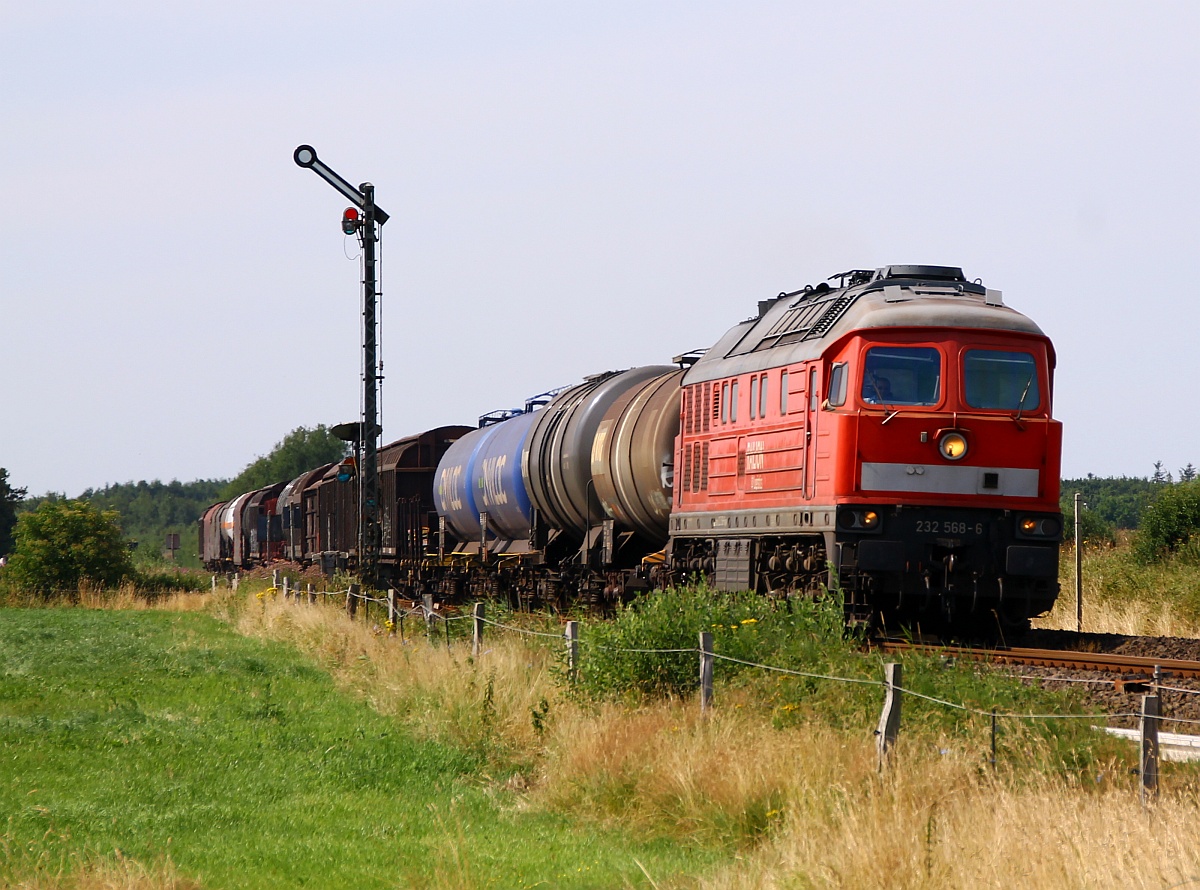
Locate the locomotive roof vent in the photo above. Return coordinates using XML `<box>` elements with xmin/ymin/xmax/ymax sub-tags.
<box><xmin>873</xmin><ymin>265</ymin><xmax>965</xmax><ymax>282</ymax></box>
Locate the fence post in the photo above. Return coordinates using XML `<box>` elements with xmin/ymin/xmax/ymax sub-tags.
<box><xmin>211</xmin><ymin>574</ymin><xmax>217</xmax><ymax>592</ymax></box>
<box><xmin>699</xmin><ymin>632</ymin><xmax>714</xmax><ymax>715</ymax></box>
<box><xmin>387</xmin><ymin>589</ymin><xmax>398</xmax><ymax>635</ymax></box>
<box><xmin>347</xmin><ymin>584</ymin><xmax>359</xmax><ymax>620</ymax></box>
<box><xmin>876</xmin><ymin>662</ymin><xmax>902</xmax><ymax>769</ymax></box>
<box><xmin>1141</xmin><ymin>693</ymin><xmax>1160</xmax><ymax>805</ymax></box>
<box><xmin>282</xmin><ymin>576</ymin><xmax>290</xmax><ymax>600</ymax></box>
<box><xmin>472</xmin><ymin>603</ymin><xmax>485</xmax><ymax>657</ymax></box>
<box><xmin>990</xmin><ymin>708</ymin><xmax>998</xmax><ymax>770</ymax></box>
<box><xmin>272</xmin><ymin>568</ymin><xmax>280</xmax><ymax>590</ymax></box>
<box><xmin>307</xmin><ymin>583</ymin><xmax>315</xmax><ymax>605</ymax></box>
<box><xmin>232</xmin><ymin>573</ymin><xmax>239</xmax><ymax>592</ymax></box>
<box><xmin>1074</xmin><ymin>491</ymin><xmax>1083</xmax><ymax>632</ymax></box>
<box><xmin>423</xmin><ymin>593</ymin><xmax>435</xmax><ymax>638</ymax></box>
<box><xmin>565</xmin><ymin>621</ymin><xmax>579</xmax><ymax>682</ymax></box>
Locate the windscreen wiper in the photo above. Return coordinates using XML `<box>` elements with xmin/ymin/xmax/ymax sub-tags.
<box><xmin>1012</xmin><ymin>371</ymin><xmax>1036</xmax><ymax>425</ymax></box>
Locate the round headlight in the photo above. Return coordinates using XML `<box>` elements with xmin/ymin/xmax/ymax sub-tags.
<box><xmin>1020</xmin><ymin>517</ymin><xmax>1038</xmax><ymax>534</ymax></box>
<box><xmin>861</xmin><ymin>510</ymin><xmax>879</xmax><ymax>529</ymax></box>
<box><xmin>938</xmin><ymin>432</ymin><xmax>968</xmax><ymax>461</ymax></box>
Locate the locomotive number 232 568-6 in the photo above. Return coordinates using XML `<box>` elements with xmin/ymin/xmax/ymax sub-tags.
<box><xmin>914</xmin><ymin>519</ymin><xmax>984</xmax><ymax>536</ymax></box>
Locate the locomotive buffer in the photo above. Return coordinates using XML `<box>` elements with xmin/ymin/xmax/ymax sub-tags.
<box><xmin>293</xmin><ymin>145</ymin><xmax>389</xmax><ymax>585</ymax></box>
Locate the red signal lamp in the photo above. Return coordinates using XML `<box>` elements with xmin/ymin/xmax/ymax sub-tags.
<box><xmin>342</xmin><ymin>206</ymin><xmax>360</xmax><ymax>235</ymax></box>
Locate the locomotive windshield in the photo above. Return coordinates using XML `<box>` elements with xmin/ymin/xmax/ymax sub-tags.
<box><xmin>862</xmin><ymin>347</ymin><xmax>941</xmax><ymax>406</ymax></box>
<box><xmin>963</xmin><ymin>349</ymin><xmax>1040</xmax><ymax>411</ymax></box>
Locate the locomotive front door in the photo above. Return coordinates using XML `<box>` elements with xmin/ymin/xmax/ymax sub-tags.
<box><xmin>804</xmin><ymin>364</ymin><xmax>819</xmax><ymax>500</ymax></box>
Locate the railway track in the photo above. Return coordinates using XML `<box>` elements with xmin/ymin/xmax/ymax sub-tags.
<box><xmin>875</xmin><ymin>640</ymin><xmax>1200</xmax><ymax>682</ymax></box>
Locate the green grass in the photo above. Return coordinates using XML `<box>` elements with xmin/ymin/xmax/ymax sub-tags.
<box><xmin>556</xmin><ymin>585</ymin><xmax>1126</xmax><ymax>776</ymax></box>
<box><xmin>0</xmin><ymin>608</ymin><xmax>720</xmax><ymax>888</ymax></box>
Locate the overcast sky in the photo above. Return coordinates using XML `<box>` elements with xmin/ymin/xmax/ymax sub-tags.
<box><xmin>2</xmin><ymin>2</ymin><xmax>1197</xmax><ymax>497</ymax></box>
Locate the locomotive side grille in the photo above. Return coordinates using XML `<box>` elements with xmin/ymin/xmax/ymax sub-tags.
<box><xmin>700</xmin><ymin>441</ymin><xmax>710</xmax><ymax>491</ymax></box>
<box><xmin>711</xmin><ymin>383</ymin><xmax>721</xmax><ymax>428</ymax></box>
<box><xmin>684</xmin><ymin>385</ymin><xmax>694</xmax><ymax>435</ymax></box>
<box><xmin>749</xmin><ymin>292</ymin><xmax>861</xmax><ymax>352</ymax></box>
<box><xmin>804</xmin><ymin>294</ymin><xmax>858</xmax><ymax>340</ymax></box>
<box><xmin>683</xmin><ymin>443</ymin><xmax>693</xmax><ymax>493</ymax></box>
<box><xmin>702</xmin><ymin>384</ymin><xmax>711</xmax><ymax>432</ymax></box>
<box><xmin>692</xmin><ymin>442</ymin><xmax>702</xmax><ymax>493</ymax></box>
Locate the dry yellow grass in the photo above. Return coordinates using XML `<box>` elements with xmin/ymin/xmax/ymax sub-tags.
<box><xmin>77</xmin><ymin>584</ymin><xmax>214</xmax><ymax>612</ymax></box>
<box><xmin>700</xmin><ymin>756</ymin><xmax>1200</xmax><ymax>889</ymax></box>
<box><xmin>227</xmin><ymin>590</ymin><xmax>1200</xmax><ymax>889</ymax></box>
<box><xmin>1036</xmin><ymin>546</ymin><xmax>1200</xmax><ymax>636</ymax></box>
<box><xmin>4</xmin><ymin>854</ymin><xmax>199</xmax><ymax>890</ymax></box>
<box><xmin>235</xmin><ymin>592</ymin><xmax>562</xmax><ymax>755</ymax></box>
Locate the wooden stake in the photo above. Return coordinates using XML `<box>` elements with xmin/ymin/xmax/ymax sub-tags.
<box><xmin>387</xmin><ymin>589</ymin><xmax>398</xmax><ymax>636</ymax></box>
<box><xmin>565</xmin><ymin>621</ymin><xmax>579</xmax><ymax>682</ymax></box>
<box><xmin>876</xmin><ymin>662</ymin><xmax>902</xmax><ymax>769</ymax></box>
<box><xmin>699</xmin><ymin>632</ymin><xmax>714</xmax><ymax>715</ymax></box>
<box><xmin>347</xmin><ymin>583</ymin><xmax>359</xmax><ymax>619</ymax></box>
<box><xmin>1141</xmin><ymin>693</ymin><xmax>1160</xmax><ymax>805</ymax></box>
<box><xmin>472</xmin><ymin>603</ymin><xmax>485</xmax><ymax>657</ymax></box>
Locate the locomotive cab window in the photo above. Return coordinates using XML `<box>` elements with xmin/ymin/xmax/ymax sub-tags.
<box><xmin>963</xmin><ymin>349</ymin><xmax>1040</xmax><ymax>411</ymax></box>
<box><xmin>826</xmin><ymin>362</ymin><xmax>848</xmax><ymax>408</ymax></box>
<box><xmin>862</xmin><ymin>347</ymin><xmax>941</xmax><ymax>406</ymax></box>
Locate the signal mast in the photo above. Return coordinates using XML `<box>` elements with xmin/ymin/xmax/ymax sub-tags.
<box><xmin>293</xmin><ymin>145</ymin><xmax>389</xmax><ymax>585</ymax></box>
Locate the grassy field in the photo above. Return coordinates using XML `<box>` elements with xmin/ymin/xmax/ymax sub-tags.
<box><xmin>233</xmin><ymin>579</ymin><xmax>1200</xmax><ymax>890</ymax></box>
<box><xmin>8</xmin><ymin>552</ymin><xmax>1200</xmax><ymax>888</ymax></box>
<box><xmin>1038</xmin><ymin>538</ymin><xmax>1200</xmax><ymax>635</ymax></box>
<box><xmin>0</xmin><ymin>603</ymin><xmax>720</xmax><ymax>888</ymax></box>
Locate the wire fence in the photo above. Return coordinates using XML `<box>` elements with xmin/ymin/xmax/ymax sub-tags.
<box><xmin>229</xmin><ymin>570</ymin><xmax>1187</xmax><ymax>804</ymax></box>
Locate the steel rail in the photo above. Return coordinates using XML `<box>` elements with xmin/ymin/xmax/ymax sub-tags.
<box><xmin>875</xmin><ymin>641</ymin><xmax>1200</xmax><ymax>679</ymax></box>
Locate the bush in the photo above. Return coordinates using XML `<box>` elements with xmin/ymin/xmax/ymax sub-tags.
<box><xmin>132</xmin><ymin>566</ymin><xmax>208</xmax><ymax>596</ymax></box>
<box><xmin>570</xmin><ymin>585</ymin><xmax>851</xmax><ymax>701</ymax></box>
<box><xmin>1134</xmin><ymin>480</ymin><xmax>1200</xmax><ymax>562</ymax></box>
<box><xmin>1062</xmin><ymin>503</ymin><xmax>1117</xmax><ymax>548</ymax></box>
<box><xmin>3</xmin><ymin>500</ymin><xmax>134</xmax><ymax>597</ymax></box>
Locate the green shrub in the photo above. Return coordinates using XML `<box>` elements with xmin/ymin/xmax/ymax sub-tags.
<box><xmin>3</xmin><ymin>500</ymin><xmax>133</xmax><ymax>597</ymax></box>
<box><xmin>569</xmin><ymin>585</ymin><xmax>851</xmax><ymax>701</ymax></box>
<box><xmin>132</xmin><ymin>566</ymin><xmax>207</xmax><ymax>596</ymax></box>
<box><xmin>1134</xmin><ymin>480</ymin><xmax>1200</xmax><ymax>562</ymax></box>
<box><xmin>1062</xmin><ymin>503</ymin><xmax>1117</xmax><ymax>548</ymax></box>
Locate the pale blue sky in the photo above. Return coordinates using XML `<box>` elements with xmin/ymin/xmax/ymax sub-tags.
<box><xmin>2</xmin><ymin>2</ymin><xmax>1197</xmax><ymax>495</ymax></box>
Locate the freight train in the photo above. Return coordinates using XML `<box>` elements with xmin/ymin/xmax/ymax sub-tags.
<box><xmin>200</xmin><ymin>264</ymin><xmax>1063</xmax><ymax>630</ymax></box>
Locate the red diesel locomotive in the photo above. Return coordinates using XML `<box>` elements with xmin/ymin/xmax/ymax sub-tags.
<box><xmin>669</xmin><ymin>264</ymin><xmax>1062</xmax><ymax>627</ymax></box>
